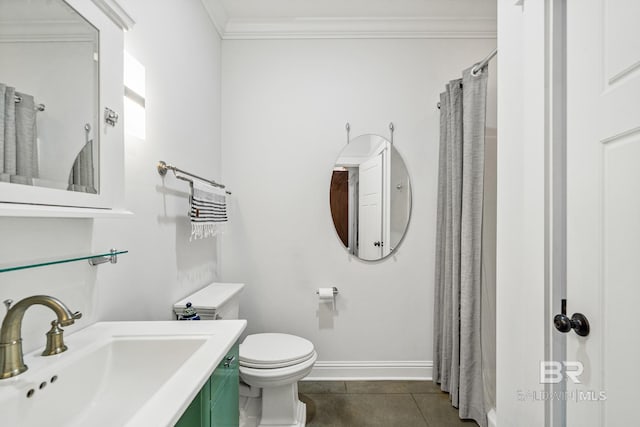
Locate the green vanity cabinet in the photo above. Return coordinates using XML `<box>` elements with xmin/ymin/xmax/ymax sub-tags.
<box><xmin>175</xmin><ymin>343</ymin><xmax>239</xmax><ymax>427</ymax></box>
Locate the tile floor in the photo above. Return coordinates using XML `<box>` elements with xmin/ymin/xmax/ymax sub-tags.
<box><xmin>299</xmin><ymin>381</ymin><xmax>478</xmax><ymax>427</ymax></box>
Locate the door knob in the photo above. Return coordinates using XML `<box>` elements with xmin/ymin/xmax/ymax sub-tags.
<box><xmin>554</xmin><ymin>299</ymin><xmax>590</xmax><ymax>337</ymax></box>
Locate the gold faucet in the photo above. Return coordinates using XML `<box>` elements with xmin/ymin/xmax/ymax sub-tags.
<box><xmin>0</xmin><ymin>296</ymin><xmax>81</xmax><ymax>379</ymax></box>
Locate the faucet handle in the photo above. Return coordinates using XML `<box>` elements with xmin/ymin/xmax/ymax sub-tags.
<box><xmin>42</xmin><ymin>320</ymin><xmax>68</xmax><ymax>356</ymax></box>
<box><xmin>3</xmin><ymin>299</ymin><xmax>12</xmax><ymax>313</ymax></box>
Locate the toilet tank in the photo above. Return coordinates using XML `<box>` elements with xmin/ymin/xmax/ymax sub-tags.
<box><xmin>174</xmin><ymin>283</ymin><xmax>245</xmax><ymax>320</ymax></box>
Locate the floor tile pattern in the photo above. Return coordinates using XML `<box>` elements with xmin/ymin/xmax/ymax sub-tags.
<box><xmin>299</xmin><ymin>381</ymin><xmax>478</xmax><ymax>427</ymax></box>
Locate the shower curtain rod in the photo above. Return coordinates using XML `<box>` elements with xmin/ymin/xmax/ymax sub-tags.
<box><xmin>437</xmin><ymin>48</ymin><xmax>497</xmax><ymax>109</ymax></box>
<box><xmin>471</xmin><ymin>48</ymin><xmax>497</xmax><ymax>76</ymax></box>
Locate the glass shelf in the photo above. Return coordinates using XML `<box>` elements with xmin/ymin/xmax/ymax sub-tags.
<box><xmin>0</xmin><ymin>250</ymin><xmax>128</xmax><ymax>273</ymax></box>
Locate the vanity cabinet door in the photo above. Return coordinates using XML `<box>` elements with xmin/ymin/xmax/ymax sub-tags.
<box><xmin>210</xmin><ymin>344</ymin><xmax>239</xmax><ymax>427</ymax></box>
<box><xmin>175</xmin><ymin>377</ymin><xmax>211</xmax><ymax>427</ymax></box>
<box><xmin>175</xmin><ymin>343</ymin><xmax>239</xmax><ymax>427</ymax></box>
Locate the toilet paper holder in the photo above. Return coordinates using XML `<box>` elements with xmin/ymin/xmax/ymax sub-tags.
<box><xmin>316</xmin><ymin>287</ymin><xmax>339</xmax><ymax>296</ymax></box>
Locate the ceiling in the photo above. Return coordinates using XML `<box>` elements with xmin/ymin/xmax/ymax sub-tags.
<box><xmin>202</xmin><ymin>0</ymin><xmax>497</xmax><ymax>39</ymax></box>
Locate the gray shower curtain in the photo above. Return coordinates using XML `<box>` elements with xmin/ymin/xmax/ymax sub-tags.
<box><xmin>0</xmin><ymin>83</ymin><xmax>39</xmax><ymax>185</ymax></box>
<box><xmin>433</xmin><ymin>67</ymin><xmax>488</xmax><ymax>427</ymax></box>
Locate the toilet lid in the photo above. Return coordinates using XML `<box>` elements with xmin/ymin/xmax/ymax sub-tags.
<box><xmin>240</xmin><ymin>333</ymin><xmax>315</xmax><ymax>368</ymax></box>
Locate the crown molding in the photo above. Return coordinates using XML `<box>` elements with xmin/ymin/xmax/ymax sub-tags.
<box><xmin>90</xmin><ymin>0</ymin><xmax>135</xmax><ymax>31</ymax></box>
<box><xmin>200</xmin><ymin>0</ymin><xmax>229</xmax><ymax>38</ymax></box>
<box><xmin>0</xmin><ymin>20</ymin><xmax>97</xmax><ymax>43</ymax></box>
<box><xmin>221</xmin><ymin>17</ymin><xmax>496</xmax><ymax>40</ymax></box>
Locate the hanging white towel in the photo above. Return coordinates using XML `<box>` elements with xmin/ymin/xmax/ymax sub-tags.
<box><xmin>189</xmin><ymin>178</ymin><xmax>227</xmax><ymax>240</ymax></box>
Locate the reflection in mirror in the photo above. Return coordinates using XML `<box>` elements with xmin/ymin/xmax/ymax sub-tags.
<box><xmin>67</xmin><ymin>123</ymin><xmax>97</xmax><ymax>193</ymax></box>
<box><xmin>0</xmin><ymin>0</ymin><xmax>99</xmax><ymax>193</ymax></box>
<box><xmin>330</xmin><ymin>134</ymin><xmax>412</xmax><ymax>261</ymax></box>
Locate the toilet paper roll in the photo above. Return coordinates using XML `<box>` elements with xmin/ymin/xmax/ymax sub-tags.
<box><xmin>317</xmin><ymin>287</ymin><xmax>335</xmax><ymax>299</ymax></box>
<box><xmin>317</xmin><ymin>287</ymin><xmax>336</xmax><ymax>311</ymax></box>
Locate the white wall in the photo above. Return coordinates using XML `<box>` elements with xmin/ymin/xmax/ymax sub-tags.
<box><xmin>0</xmin><ymin>0</ymin><xmax>222</xmax><ymax>353</ymax></box>
<box><xmin>102</xmin><ymin>0</ymin><xmax>223</xmax><ymax>320</ymax></box>
<box><xmin>221</xmin><ymin>38</ymin><xmax>496</xmax><ymax>376</ymax></box>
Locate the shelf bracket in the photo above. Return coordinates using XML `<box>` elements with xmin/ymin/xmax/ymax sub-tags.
<box><xmin>88</xmin><ymin>249</ymin><xmax>119</xmax><ymax>266</ymax></box>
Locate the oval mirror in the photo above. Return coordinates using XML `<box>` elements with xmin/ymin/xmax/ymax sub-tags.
<box><xmin>0</xmin><ymin>0</ymin><xmax>99</xmax><ymax>193</ymax></box>
<box><xmin>329</xmin><ymin>134</ymin><xmax>412</xmax><ymax>261</ymax></box>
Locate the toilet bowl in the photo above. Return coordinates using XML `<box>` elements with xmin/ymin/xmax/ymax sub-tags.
<box><xmin>239</xmin><ymin>333</ymin><xmax>317</xmax><ymax>427</ymax></box>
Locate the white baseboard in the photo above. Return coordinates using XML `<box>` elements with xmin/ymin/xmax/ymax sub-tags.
<box><xmin>304</xmin><ymin>361</ymin><xmax>432</xmax><ymax>381</ymax></box>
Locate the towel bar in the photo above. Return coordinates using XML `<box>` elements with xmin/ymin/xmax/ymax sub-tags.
<box><xmin>157</xmin><ymin>160</ymin><xmax>232</xmax><ymax>195</ymax></box>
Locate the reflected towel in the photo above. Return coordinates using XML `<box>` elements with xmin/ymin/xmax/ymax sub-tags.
<box><xmin>68</xmin><ymin>140</ymin><xmax>97</xmax><ymax>193</ymax></box>
<box><xmin>0</xmin><ymin>83</ymin><xmax>39</xmax><ymax>185</ymax></box>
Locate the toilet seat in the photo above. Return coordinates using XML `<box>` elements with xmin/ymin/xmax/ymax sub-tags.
<box><xmin>239</xmin><ymin>350</ymin><xmax>318</xmax><ymax>388</ymax></box>
<box><xmin>240</xmin><ymin>333</ymin><xmax>315</xmax><ymax>369</ymax></box>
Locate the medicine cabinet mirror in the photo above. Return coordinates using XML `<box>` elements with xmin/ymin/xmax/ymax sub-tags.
<box><xmin>0</xmin><ymin>0</ymin><xmax>129</xmax><ymax>214</ymax></box>
<box><xmin>0</xmin><ymin>0</ymin><xmax>100</xmax><ymax>194</ymax></box>
<box><xmin>329</xmin><ymin>134</ymin><xmax>412</xmax><ymax>261</ymax></box>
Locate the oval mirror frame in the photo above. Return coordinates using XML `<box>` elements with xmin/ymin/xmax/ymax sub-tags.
<box><xmin>329</xmin><ymin>134</ymin><xmax>412</xmax><ymax>261</ymax></box>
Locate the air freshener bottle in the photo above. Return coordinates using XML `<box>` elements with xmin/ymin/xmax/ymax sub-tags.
<box><xmin>179</xmin><ymin>302</ymin><xmax>200</xmax><ymax>320</ymax></box>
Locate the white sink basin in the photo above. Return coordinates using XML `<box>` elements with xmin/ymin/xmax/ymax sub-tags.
<box><xmin>0</xmin><ymin>320</ymin><xmax>246</xmax><ymax>427</ymax></box>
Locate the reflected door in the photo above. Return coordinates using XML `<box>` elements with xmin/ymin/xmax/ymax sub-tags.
<box><xmin>330</xmin><ymin>170</ymin><xmax>349</xmax><ymax>248</ymax></box>
<box><xmin>358</xmin><ymin>152</ymin><xmax>383</xmax><ymax>260</ymax></box>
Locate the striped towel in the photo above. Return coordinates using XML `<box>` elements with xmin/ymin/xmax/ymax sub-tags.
<box><xmin>189</xmin><ymin>179</ymin><xmax>227</xmax><ymax>240</ymax></box>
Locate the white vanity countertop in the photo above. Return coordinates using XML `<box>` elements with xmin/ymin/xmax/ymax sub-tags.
<box><xmin>0</xmin><ymin>320</ymin><xmax>247</xmax><ymax>427</ymax></box>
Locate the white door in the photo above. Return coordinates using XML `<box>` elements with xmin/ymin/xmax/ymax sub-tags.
<box><xmin>358</xmin><ymin>153</ymin><xmax>383</xmax><ymax>260</ymax></box>
<box><xmin>565</xmin><ymin>0</ymin><xmax>640</xmax><ymax>424</ymax></box>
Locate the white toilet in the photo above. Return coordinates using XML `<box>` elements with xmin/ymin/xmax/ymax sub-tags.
<box><xmin>239</xmin><ymin>333</ymin><xmax>317</xmax><ymax>427</ymax></box>
<box><xmin>174</xmin><ymin>283</ymin><xmax>317</xmax><ymax>427</ymax></box>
